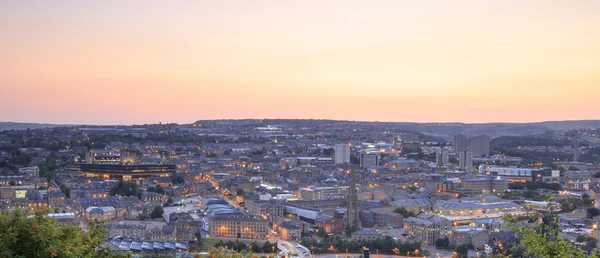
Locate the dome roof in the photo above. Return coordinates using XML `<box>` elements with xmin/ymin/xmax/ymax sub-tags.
<box><xmin>324</xmin><ymin>174</ymin><xmax>338</xmax><ymax>183</ymax></box>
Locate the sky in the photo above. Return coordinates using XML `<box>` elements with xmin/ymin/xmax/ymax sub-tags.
<box><xmin>1</xmin><ymin>0</ymin><xmax>599</xmax><ymax>125</ymax></box>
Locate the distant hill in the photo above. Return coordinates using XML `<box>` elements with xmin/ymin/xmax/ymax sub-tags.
<box><xmin>239</xmin><ymin>119</ymin><xmax>600</xmax><ymax>139</ymax></box>
<box><xmin>389</xmin><ymin>120</ymin><xmax>600</xmax><ymax>138</ymax></box>
<box><xmin>3</xmin><ymin>119</ymin><xmax>600</xmax><ymax>138</ymax></box>
<box><xmin>0</xmin><ymin>122</ymin><xmax>68</xmax><ymax>131</ymax></box>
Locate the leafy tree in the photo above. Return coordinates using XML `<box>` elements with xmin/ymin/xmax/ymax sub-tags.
<box><xmin>509</xmin><ymin>182</ymin><xmax>562</xmax><ymax>191</ymax></box>
<box><xmin>522</xmin><ymin>190</ymin><xmax>538</xmax><ymax>198</ymax></box>
<box><xmin>508</xmin><ymin>182</ymin><xmax>525</xmax><ymax>190</ymax></box>
<box><xmin>214</xmin><ymin>240</ymin><xmax>225</xmax><ymax>248</ymax></box>
<box><xmin>350</xmin><ymin>155</ymin><xmax>360</xmax><ymax>165</ymax></box>
<box><xmin>110</xmin><ymin>181</ymin><xmax>138</xmax><ymax>197</ymax></box>
<box><xmin>0</xmin><ymin>144</ymin><xmax>19</xmax><ymax>154</ymax></box>
<box><xmin>501</xmin><ymin>191</ymin><xmax>523</xmax><ymax>200</ymax></box>
<box><xmin>575</xmin><ymin>234</ymin><xmax>597</xmax><ymax>248</ymax></box>
<box><xmin>137</xmin><ymin>214</ymin><xmax>148</xmax><ymax>221</ymax></box>
<box><xmin>262</xmin><ymin>241</ymin><xmax>274</xmax><ymax>253</ymax></box>
<box><xmin>323</xmin><ymin>148</ymin><xmax>335</xmax><ymax>156</ymax></box>
<box><xmin>559</xmin><ymin>198</ymin><xmax>580</xmax><ymax>212</ymax></box>
<box><xmin>236</xmin><ymin>189</ymin><xmax>245</xmax><ymax>196</ymax></box>
<box><xmin>586</xmin><ymin>238</ymin><xmax>597</xmax><ymax>248</ymax></box>
<box><xmin>194</xmin><ymin>230</ymin><xmax>202</xmax><ymax>244</ymax></box>
<box><xmin>9</xmin><ymin>153</ymin><xmax>32</xmax><ymax>166</ymax></box>
<box><xmin>298</xmin><ymin>235</ymin><xmax>422</xmax><ymax>255</ymax></box>
<box><xmin>172</xmin><ymin>175</ymin><xmax>185</xmax><ymax>185</ymax></box>
<box><xmin>0</xmin><ymin>209</ymin><xmax>130</xmax><ymax>258</ymax></box>
<box><xmin>588</xmin><ymin>208</ymin><xmax>600</xmax><ymax>219</ymax></box>
<box><xmin>59</xmin><ymin>184</ymin><xmax>71</xmax><ymax>198</ymax></box>
<box><xmin>150</xmin><ymin>206</ymin><xmax>164</xmax><ymax>219</ymax></box>
<box><xmin>583</xmin><ymin>193</ymin><xmax>595</xmax><ymax>206</ymax></box>
<box><xmin>519</xmin><ymin>215</ymin><xmax>588</xmax><ymax>257</ymax></box>
<box><xmin>234</xmin><ymin>241</ymin><xmax>246</xmax><ymax>252</ymax></box>
<box><xmin>248</xmin><ymin>242</ymin><xmax>261</xmax><ymax>253</ymax></box>
<box><xmin>454</xmin><ymin>244</ymin><xmax>473</xmax><ymax>258</ymax></box>
<box><xmin>394</xmin><ymin>207</ymin><xmax>416</xmax><ymax>218</ymax></box>
<box><xmin>316</xmin><ymin>227</ymin><xmax>328</xmax><ymax>238</ymax></box>
<box><xmin>201</xmin><ymin>248</ymin><xmax>265</xmax><ymax>258</ymax></box>
<box><xmin>145</xmin><ymin>186</ymin><xmax>165</xmax><ymax>194</ymax></box>
<box><xmin>407</xmin><ymin>185</ymin><xmax>419</xmax><ymax>192</ymax></box>
<box><xmin>344</xmin><ymin>224</ymin><xmax>358</xmax><ymax>236</ymax></box>
<box><xmin>225</xmin><ymin>241</ymin><xmax>236</xmax><ymax>250</ymax></box>
<box><xmin>508</xmin><ymin>245</ymin><xmax>526</xmax><ymax>258</ymax></box>
<box><xmin>435</xmin><ymin>237</ymin><xmax>450</xmax><ymax>248</ymax></box>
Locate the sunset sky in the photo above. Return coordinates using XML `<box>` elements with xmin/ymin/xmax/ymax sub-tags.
<box><xmin>1</xmin><ymin>1</ymin><xmax>599</xmax><ymax>125</ymax></box>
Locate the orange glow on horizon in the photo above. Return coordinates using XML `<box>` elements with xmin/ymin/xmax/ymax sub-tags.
<box><xmin>1</xmin><ymin>1</ymin><xmax>599</xmax><ymax>124</ymax></box>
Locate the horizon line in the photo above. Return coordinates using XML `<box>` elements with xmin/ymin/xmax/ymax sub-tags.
<box><xmin>2</xmin><ymin>118</ymin><xmax>600</xmax><ymax>127</ymax></box>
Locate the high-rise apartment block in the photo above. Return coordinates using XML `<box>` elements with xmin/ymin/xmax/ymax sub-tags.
<box><xmin>334</xmin><ymin>144</ymin><xmax>351</xmax><ymax>164</ymax></box>
<box><xmin>454</xmin><ymin>134</ymin><xmax>490</xmax><ymax>157</ymax></box>
<box><xmin>458</xmin><ymin>151</ymin><xmax>473</xmax><ymax>173</ymax></box>
<box><xmin>436</xmin><ymin>149</ymin><xmax>450</xmax><ymax>168</ymax></box>
<box><xmin>468</xmin><ymin>135</ymin><xmax>491</xmax><ymax>157</ymax></box>
<box><xmin>454</xmin><ymin>135</ymin><xmax>468</xmax><ymax>153</ymax></box>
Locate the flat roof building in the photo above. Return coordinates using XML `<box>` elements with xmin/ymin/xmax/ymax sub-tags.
<box><xmin>76</xmin><ymin>164</ymin><xmax>175</xmax><ymax>181</ymax></box>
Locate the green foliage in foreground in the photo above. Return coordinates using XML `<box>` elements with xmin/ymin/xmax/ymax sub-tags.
<box><xmin>0</xmin><ymin>209</ymin><xmax>130</xmax><ymax>258</ymax></box>
<box><xmin>498</xmin><ymin>213</ymin><xmax>600</xmax><ymax>258</ymax></box>
<box><xmin>300</xmin><ymin>235</ymin><xmax>423</xmax><ymax>255</ymax></box>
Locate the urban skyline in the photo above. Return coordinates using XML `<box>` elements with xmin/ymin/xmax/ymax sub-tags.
<box><xmin>3</xmin><ymin>1</ymin><xmax>600</xmax><ymax>257</ymax></box>
<box><xmin>2</xmin><ymin>0</ymin><xmax>600</xmax><ymax>125</ymax></box>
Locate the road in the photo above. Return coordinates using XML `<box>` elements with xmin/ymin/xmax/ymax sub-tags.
<box><xmin>423</xmin><ymin>247</ymin><xmax>455</xmax><ymax>258</ymax></box>
<box><xmin>559</xmin><ymin>232</ymin><xmax>578</xmax><ymax>242</ymax></box>
<box><xmin>278</xmin><ymin>240</ymin><xmax>312</xmax><ymax>258</ymax></box>
<box><xmin>312</xmin><ymin>248</ymin><xmax>454</xmax><ymax>258</ymax></box>
<box><xmin>314</xmin><ymin>255</ymin><xmax>440</xmax><ymax>258</ymax></box>
<box><xmin>314</xmin><ymin>255</ymin><xmax>404</xmax><ymax>258</ymax></box>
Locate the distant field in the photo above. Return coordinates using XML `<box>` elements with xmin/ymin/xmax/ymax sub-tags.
<box><xmin>201</xmin><ymin>237</ymin><xmax>267</xmax><ymax>249</ymax></box>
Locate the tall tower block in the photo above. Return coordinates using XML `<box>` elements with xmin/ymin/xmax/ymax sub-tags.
<box><xmin>574</xmin><ymin>132</ymin><xmax>579</xmax><ymax>162</ymax></box>
<box><xmin>346</xmin><ymin>169</ymin><xmax>359</xmax><ymax>230</ymax></box>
